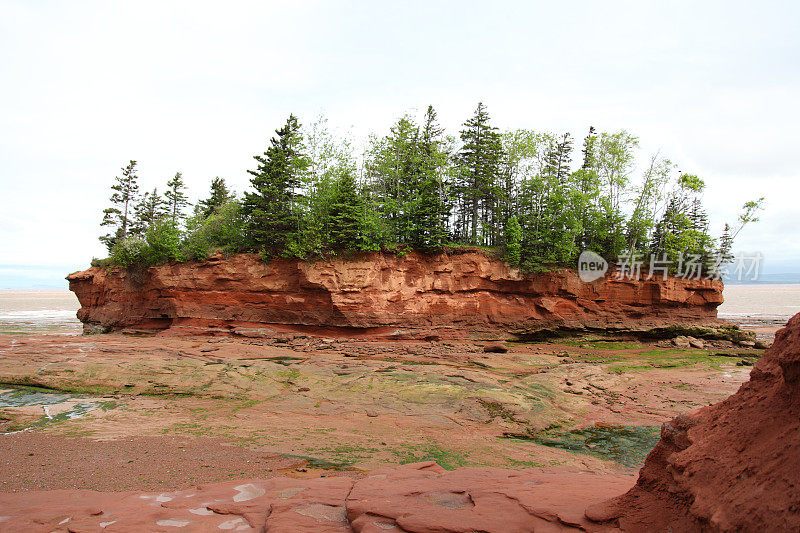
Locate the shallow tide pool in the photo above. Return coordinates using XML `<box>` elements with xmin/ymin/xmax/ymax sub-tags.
<box><xmin>0</xmin><ymin>386</ymin><xmax>115</xmax><ymax>433</ymax></box>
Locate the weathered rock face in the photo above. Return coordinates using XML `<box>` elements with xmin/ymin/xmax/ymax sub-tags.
<box><xmin>67</xmin><ymin>251</ymin><xmax>723</xmax><ymax>336</ymax></box>
<box><xmin>0</xmin><ymin>461</ymin><xmax>635</xmax><ymax>532</ymax></box>
<box><xmin>587</xmin><ymin>313</ymin><xmax>800</xmax><ymax>531</ymax></box>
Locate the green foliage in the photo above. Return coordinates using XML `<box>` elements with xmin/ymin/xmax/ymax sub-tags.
<box><xmin>738</xmin><ymin>197</ymin><xmax>765</xmax><ymax>226</ymax></box>
<box><xmin>717</xmin><ymin>223</ymin><xmax>734</xmax><ymax>265</ymax></box>
<box><xmin>595</xmin><ymin>131</ymin><xmax>640</xmax><ymax>258</ymax></box>
<box><xmin>107</xmin><ymin>237</ymin><xmax>148</xmax><ymax>268</ymax></box>
<box><xmin>456</xmin><ymin>102</ymin><xmax>504</xmax><ymax>246</ymax></box>
<box><xmin>131</xmin><ymin>187</ymin><xmax>167</xmax><ymax>236</ymax></box>
<box><xmin>413</xmin><ymin>106</ymin><xmax>452</xmax><ymax>250</ymax></box>
<box><xmin>196</xmin><ymin>177</ymin><xmax>233</xmax><ymax>219</ymax></box>
<box><xmin>182</xmin><ymin>200</ymin><xmax>246</xmax><ymax>260</ymax></box>
<box><xmin>165</xmin><ymin>172</ymin><xmax>190</xmax><ymax>224</ymax></box>
<box><xmin>107</xmin><ymin>219</ymin><xmax>184</xmax><ymax>268</ymax></box>
<box><xmin>363</xmin><ymin>106</ymin><xmax>452</xmax><ymax>250</ymax></box>
<box><xmin>504</xmin><ymin>215</ymin><xmax>522</xmax><ymax>266</ymax></box>
<box><xmin>100</xmin><ymin>160</ymin><xmax>140</xmax><ymax>252</ymax></box>
<box><xmin>649</xmin><ymin>174</ymin><xmax>717</xmax><ymax>271</ymax></box>
<box><xmin>326</xmin><ymin>170</ymin><xmax>365</xmax><ymax>251</ymax></box>
<box><xmin>143</xmin><ymin>218</ymin><xmax>184</xmax><ymax>264</ymax></box>
<box><xmin>95</xmin><ymin>110</ymin><xmax>763</xmax><ymax>273</ymax></box>
<box><xmin>242</xmin><ymin>114</ymin><xmax>310</xmax><ymax>252</ymax></box>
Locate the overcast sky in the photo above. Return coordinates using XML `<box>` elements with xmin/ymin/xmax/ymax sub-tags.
<box><xmin>1</xmin><ymin>0</ymin><xmax>798</xmax><ymax>288</ymax></box>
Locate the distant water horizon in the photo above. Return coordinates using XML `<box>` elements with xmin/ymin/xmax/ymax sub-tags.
<box><xmin>0</xmin><ymin>284</ymin><xmax>798</xmax><ymax>336</ymax></box>
<box><xmin>0</xmin><ymin>290</ymin><xmax>81</xmax><ymax>334</ymax></box>
<box><xmin>717</xmin><ymin>284</ymin><xmax>800</xmax><ymax>328</ymax></box>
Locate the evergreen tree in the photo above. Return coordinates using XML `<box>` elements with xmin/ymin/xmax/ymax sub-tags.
<box><xmin>717</xmin><ymin>223</ymin><xmax>734</xmax><ymax>265</ymax></box>
<box><xmin>573</xmin><ymin>127</ymin><xmax>603</xmax><ymax>252</ymax></box>
<box><xmin>242</xmin><ymin>114</ymin><xmax>310</xmax><ymax>253</ymax></box>
<box><xmin>366</xmin><ymin>115</ymin><xmax>422</xmax><ymax>245</ymax></box>
<box><xmin>514</xmin><ymin>133</ymin><xmax>580</xmax><ymax>266</ymax></box>
<box><xmin>412</xmin><ymin>105</ymin><xmax>451</xmax><ymax>249</ymax></box>
<box><xmin>580</xmin><ymin>126</ymin><xmax>597</xmax><ymax>170</ymax></box>
<box><xmin>544</xmin><ymin>132</ymin><xmax>573</xmax><ymax>184</ymax></box>
<box><xmin>196</xmin><ymin>177</ymin><xmax>233</xmax><ymax>218</ymax></box>
<box><xmin>164</xmin><ymin>172</ymin><xmax>189</xmax><ymax>224</ymax></box>
<box><xmin>504</xmin><ymin>215</ymin><xmax>522</xmax><ymax>266</ymax></box>
<box><xmin>456</xmin><ymin>102</ymin><xmax>504</xmax><ymax>246</ymax></box>
<box><xmin>688</xmin><ymin>196</ymin><xmax>714</xmax><ymax>263</ymax></box>
<box><xmin>100</xmin><ymin>160</ymin><xmax>140</xmax><ymax>252</ymax></box>
<box><xmin>303</xmin><ymin>115</ymin><xmax>351</xmax><ymax>255</ymax></box>
<box><xmin>326</xmin><ymin>170</ymin><xmax>365</xmax><ymax>250</ymax></box>
<box><xmin>131</xmin><ymin>187</ymin><xmax>167</xmax><ymax>235</ymax></box>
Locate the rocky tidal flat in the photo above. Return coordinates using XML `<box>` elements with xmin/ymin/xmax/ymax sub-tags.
<box><xmin>0</xmin><ymin>324</ymin><xmax>772</xmax><ymax>531</ymax></box>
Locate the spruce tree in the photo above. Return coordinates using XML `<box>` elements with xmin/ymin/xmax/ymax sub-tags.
<box><xmin>165</xmin><ymin>172</ymin><xmax>189</xmax><ymax>224</ymax></box>
<box><xmin>327</xmin><ymin>170</ymin><xmax>364</xmax><ymax>251</ymax></box>
<box><xmin>456</xmin><ymin>102</ymin><xmax>504</xmax><ymax>246</ymax></box>
<box><xmin>544</xmin><ymin>132</ymin><xmax>573</xmax><ymax>184</ymax></box>
<box><xmin>131</xmin><ymin>187</ymin><xmax>167</xmax><ymax>235</ymax></box>
<box><xmin>242</xmin><ymin>114</ymin><xmax>310</xmax><ymax>253</ymax></box>
<box><xmin>100</xmin><ymin>160</ymin><xmax>140</xmax><ymax>252</ymax></box>
<box><xmin>580</xmin><ymin>126</ymin><xmax>597</xmax><ymax>170</ymax></box>
<box><xmin>717</xmin><ymin>224</ymin><xmax>734</xmax><ymax>265</ymax></box>
<box><xmin>504</xmin><ymin>215</ymin><xmax>522</xmax><ymax>266</ymax></box>
<box><xmin>412</xmin><ymin>105</ymin><xmax>451</xmax><ymax>249</ymax></box>
<box><xmin>688</xmin><ymin>196</ymin><xmax>713</xmax><ymax>263</ymax></box>
<box><xmin>197</xmin><ymin>177</ymin><xmax>233</xmax><ymax>218</ymax></box>
<box><xmin>366</xmin><ymin>115</ymin><xmax>422</xmax><ymax>245</ymax></box>
<box><xmin>574</xmin><ymin>127</ymin><xmax>603</xmax><ymax>252</ymax></box>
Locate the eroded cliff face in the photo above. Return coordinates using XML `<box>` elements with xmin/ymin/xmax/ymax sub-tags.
<box><xmin>587</xmin><ymin>313</ymin><xmax>800</xmax><ymax>531</ymax></box>
<box><xmin>66</xmin><ymin>251</ymin><xmax>723</xmax><ymax>337</ymax></box>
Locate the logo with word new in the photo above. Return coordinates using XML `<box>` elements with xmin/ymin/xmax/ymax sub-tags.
<box><xmin>578</xmin><ymin>251</ymin><xmax>608</xmax><ymax>282</ymax></box>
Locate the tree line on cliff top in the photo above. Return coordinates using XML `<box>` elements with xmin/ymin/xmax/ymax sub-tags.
<box><xmin>97</xmin><ymin>103</ymin><xmax>763</xmax><ymax>273</ymax></box>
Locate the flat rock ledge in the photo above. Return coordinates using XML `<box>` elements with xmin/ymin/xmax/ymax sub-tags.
<box><xmin>0</xmin><ymin>462</ymin><xmax>634</xmax><ymax>532</ymax></box>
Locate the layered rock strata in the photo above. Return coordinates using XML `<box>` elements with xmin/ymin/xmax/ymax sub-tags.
<box><xmin>67</xmin><ymin>251</ymin><xmax>724</xmax><ymax>337</ymax></box>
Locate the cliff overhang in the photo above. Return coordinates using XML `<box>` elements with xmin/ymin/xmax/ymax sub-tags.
<box><xmin>67</xmin><ymin>251</ymin><xmax>726</xmax><ymax>339</ymax></box>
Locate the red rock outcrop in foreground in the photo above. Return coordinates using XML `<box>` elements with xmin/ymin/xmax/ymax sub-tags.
<box><xmin>588</xmin><ymin>312</ymin><xmax>800</xmax><ymax>531</ymax></box>
<box><xmin>67</xmin><ymin>251</ymin><xmax>723</xmax><ymax>336</ymax></box>
<box><xmin>0</xmin><ymin>462</ymin><xmax>636</xmax><ymax>532</ymax></box>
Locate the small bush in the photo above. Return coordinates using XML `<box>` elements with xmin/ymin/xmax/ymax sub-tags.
<box><xmin>143</xmin><ymin>219</ymin><xmax>184</xmax><ymax>265</ymax></box>
<box><xmin>90</xmin><ymin>257</ymin><xmax>111</xmax><ymax>268</ymax></box>
<box><xmin>182</xmin><ymin>200</ymin><xmax>246</xmax><ymax>261</ymax></box>
<box><xmin>108</xmin><ymin>237</ymin><xmax>149</xmax><ymax>268</ymax></box>
<box><xmin>107</xmin><ymin>219</ymin><xmax>184</xmax><ymax>268</ymax></box>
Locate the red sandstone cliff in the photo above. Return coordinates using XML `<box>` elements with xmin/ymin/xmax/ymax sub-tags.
<box><xmin>67</xmin><ymin>251</ymin><xmax>724</xmax><ymax>336</ymax></box>
<box><xmin>587</xmin><ymin>313</ymin><xmax>800</xmax><ymax>531</ymax></box>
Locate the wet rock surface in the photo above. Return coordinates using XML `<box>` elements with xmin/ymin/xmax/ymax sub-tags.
<box><xmin>587</xmin><ymin>313</ymin><xmax>800</xmax><ymax>531</ymax></box>
<box><xmin>0</xmin><ymin>315</ymin><xmax>779</xmax><ymax>532</ymax></box>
